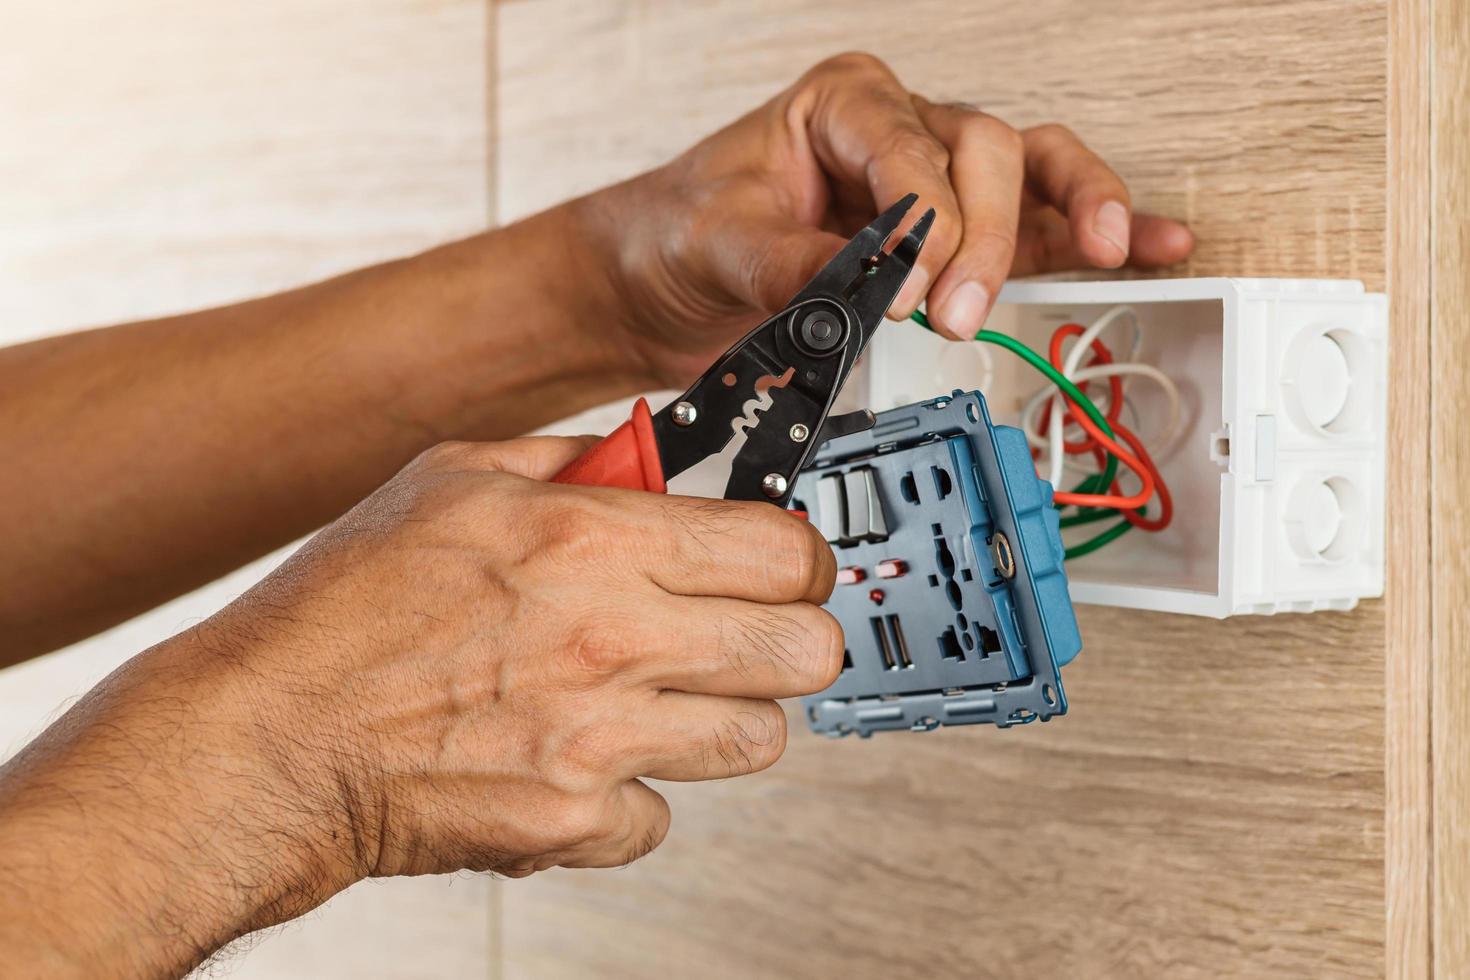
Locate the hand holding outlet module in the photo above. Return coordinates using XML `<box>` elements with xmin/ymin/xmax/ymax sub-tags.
<box><xmin>0</xmin><ymin>435</ymin><xmax>839</xmax><ymax>975</ymax></box>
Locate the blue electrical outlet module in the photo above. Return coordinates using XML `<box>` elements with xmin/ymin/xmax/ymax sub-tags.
<box><xmin>792</xmin><ymin>390</ymin><xmax>1082</xmax><ymax>736</ymax></box>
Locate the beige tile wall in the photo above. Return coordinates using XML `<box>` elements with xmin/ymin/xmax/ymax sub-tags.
<box><xmin>0</xmin><ymin>2</ymin><xmax>496</xmax><ymax>976</ymax></box>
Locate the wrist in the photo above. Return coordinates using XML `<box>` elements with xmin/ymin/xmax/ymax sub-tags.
<box><xmin>0</xmin><ymin>626</ymin><xmax>359</xmax><ymax>977</ymax></box>
<box><xmin>558</xmin><ymin>179</ymin><xmax>666</xmax><ymax>384</ymax></box>
<box><xmin>167</xmin><ymin>619</ymin><xmax>370</xmax><ymax>906</ymax></box>
<box><xmin>397</xmin><ymin>199</ymin><xmax>660</xmax><ymax>440</ymax></box>
<box><xmin>561</xmin><ymin>173</ymin><xmax>678</xmax><ymax>385</ymax></box>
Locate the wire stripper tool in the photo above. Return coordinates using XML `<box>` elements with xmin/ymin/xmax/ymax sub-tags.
<box><xmin>552</xmin><ymin>194</ymin><xmax>934</xmax><ymax>503</ymax></box>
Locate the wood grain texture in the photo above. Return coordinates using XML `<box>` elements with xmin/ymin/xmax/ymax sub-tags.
<box><xmin>492</xmin><ymin>2</ymin><xmax>1393</xmax><ymax>976</ymax></box>
<box><xmin>1386</xmin><ymin>0</ymin><xmax>1434</xmax><ymax>975</ymax></box>
<box><xmin>0</xmin><ymin>2</ymin><xmax>496</xmax><ymax>976</ymax></box>
<box><xmin>1431</xmin><ymin>0</ymin><xmax>1470</xmax><ymax>974</ymax></box>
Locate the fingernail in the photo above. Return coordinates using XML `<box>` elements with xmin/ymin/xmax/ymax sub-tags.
<box><xmin>934</xmin><ymin>281</ymin><xmax>990</xmax><ymax>339</ymax></box>
<box><xmin>889</xmin><ymin>266</ymin><xmax>930</xmax><ymax>318</ymax></box>
<box><xmin>1093</xmin><ymin>201</ymin><xmax>1130</xmax><ymax>263</ymax></box>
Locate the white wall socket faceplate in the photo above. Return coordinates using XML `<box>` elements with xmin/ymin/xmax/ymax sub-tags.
<box><xmin>864</xmin><ymin>278</ymin><xmax>1388</xmax><ymax>618</ymax></box>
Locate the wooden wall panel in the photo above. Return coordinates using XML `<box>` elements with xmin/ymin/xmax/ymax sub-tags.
<box><xmin>0</xmin><ymin>2</ymin><xmax>496</xmax><ymax>977</ymax></box>
<box><xmin>1431</xmin><ymin>0</ymin><xmax>1470</xmax><ymax>974</ymax></box>
<box><xmin>1385</xmin><ymin>0</ymin><xmax>1433</xmax><ymax>974</ymax></box>
<box><xmin>493</xmin><ymin>1</ymin><xmax>1395</xmax><ymax>977</ymax></box>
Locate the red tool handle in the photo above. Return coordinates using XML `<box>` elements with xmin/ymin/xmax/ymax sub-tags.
<box><xmin>551</xmin><ymin>397</ymin><xmax>668</xmax><ymax>492</ymax></box>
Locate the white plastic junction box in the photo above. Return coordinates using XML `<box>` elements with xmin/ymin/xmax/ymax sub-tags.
<box><xmin>863</xmin><ymin>278</ymin><xmax>1388</xmax><ymax>618</ymax></box>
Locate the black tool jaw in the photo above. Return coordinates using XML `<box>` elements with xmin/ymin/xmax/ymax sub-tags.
<box><xmin>649</xmin><ymin>192</ymin><xmax>934</xmax><ymax>505</ymax></box>
<box><xmin>651</xmin><ymin>295</ymin><xmax>862</xmax><ymax>504</ymax></box>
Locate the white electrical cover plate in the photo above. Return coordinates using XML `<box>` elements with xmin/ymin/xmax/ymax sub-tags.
<box><xmin>864</xmin><ymin>277</ymin><xmax>1388</xmax><ymax>618</ymax></box>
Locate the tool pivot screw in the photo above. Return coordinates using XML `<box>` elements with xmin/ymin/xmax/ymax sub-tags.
<box><xmin>789</xmin><ymin>423</ymin><xmax>810</xmax><ymax>443</ymax></box>
<box><xmin>793</xmin><ymin>308</ymin><xmax>846</xmax><ymax>357</ymax></box>
<box><xmin>760</xmin><ymin>472</ymin><xmax>789</xmax><ymax>499</ymax></box>
<box><xmin>671</xmin><ymin>401</ymin><xmax>697</xmax><ymax>426</ymax></box>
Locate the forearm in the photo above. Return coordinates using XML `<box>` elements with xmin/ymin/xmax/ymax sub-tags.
<box><xmin>0</xmin><ymin>200</ymin><xmax>649</xmax><ymax>661</ymax></box>
<box><xmin>0</xmin><ymin>628</ymin><xmax>355</xmax><ymax>978</ymax></box>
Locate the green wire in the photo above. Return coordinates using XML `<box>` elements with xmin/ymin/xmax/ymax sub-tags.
<box><xmin>1059</xmin><ymin>508</ymin><xmax>1120</xmax><ymax>529</ymax></box>
<box><xmin>1059</xmin><ymin>514</ymin><xmax>1133</xmax><ymax>558</ymax></box>
<box><xmin>907</xmin><ymin>309</ymin><xmax>1133</xmax><ymax>559</ymax></box>
<box><xmin>910</xmin><ymin>311</ymin><xmax>1110</xmax><ymax>435</ymax></box>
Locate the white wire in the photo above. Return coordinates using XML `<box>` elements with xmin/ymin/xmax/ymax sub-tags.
<box><xmin>1020</xmin><ymin>373</ymin><xmax>1120</xmax><ymax>453</ymax></box>
<box><xmin>1021</xmin><ymin>362</ymin><xmax>1185</xmax><ymax>478</ymax></box>
<box><xmin>1046</xmin><ymin>305</ymin><xmax>1140</xmax><ymax>486</ymax></box>
<box><xmin>1022</xmin><ymin>362</ymin><xmax>1182</xmax><ymax>452</ymax></box>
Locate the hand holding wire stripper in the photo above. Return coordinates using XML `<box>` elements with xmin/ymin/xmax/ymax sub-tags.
<box><xmin>552</xmin><ymin>194</ymin><xmax>935</xmax><ymax>503</ymax></box>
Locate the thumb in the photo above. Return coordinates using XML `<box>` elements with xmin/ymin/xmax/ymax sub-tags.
<box><xmin>475</xmin><ymin>435</ymin><xmax>602</xmax><ymax>480</ymax></box>
<box><xmin>708</xmin><ymin>217</ymin><xmax>847</xmax><ymax>314</ymax></box>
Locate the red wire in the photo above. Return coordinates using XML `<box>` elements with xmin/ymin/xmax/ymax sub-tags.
<box><xmin>1050</xmin><ymin>405</ymin><xmax>1154</xmax><ymax>510</ymax></box>
<box><xmin>1045</xmin><ymin>323</ymin><xmax>1161</xmax><ymax>512</ymax></box>
<box><xmin>1076</xmin><ymin>432</ymin><xmax>1175</xmax><ymax>532</ymax></box>
<box><xmin>1036</xmin><ymin>338</ymin><xmax>1124</xmax><ymax>454</ymax></box>
<box><xmin>1113</xmin><ymin>423</ymin><xmax>1173</xmax><ymax>531</ymax></box>
<box><xmin>1048</xmin><ymin>325</ymin><xmax>1124</xmax><ymax>454</ymax></box>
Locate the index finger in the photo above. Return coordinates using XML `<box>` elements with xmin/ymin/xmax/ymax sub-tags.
<box><xmin>799</xmin><ymin>53</ymin><xmax>962</xmax><ymax>317</ymax></box>
<box><xmin>617</xmin><ymin>491</ymin><xmax>836</xmax><ymax>605</ymax></box>
<box><xmin>912</xmin><ymin>98</ymin><xmax>1025</xmax><ymax>340</ymax></box>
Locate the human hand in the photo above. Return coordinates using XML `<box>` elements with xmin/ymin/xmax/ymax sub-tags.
<box><xmin>575</xmin><ymin>51</ymin><xmax>1194</xmax><ymax>380</ymax></box>
<box><xmin>207</xmin><ymin>435</ymin><xmax>840</xmax><ymax>882</ymax></box>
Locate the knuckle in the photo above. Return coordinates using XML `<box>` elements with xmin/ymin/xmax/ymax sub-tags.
<box><xmin>814</xmin><ymin>50</ymin><xmax>890</xmax><ymax>80</ymax></box>
<box><xmin>554</xmin><ymin>722</ymin><xmax>618</xmax><ymax>782</ymax></box>
<box><xmin>720</xmin><ymin>607</ymin><xmax>805</xmax><ymax>683</ymax></box>
<box><xmin>782</xmin><ymin>520</ymin><xmax>834</xmax><ymax>599</ymax></box>
<box><xmin>663</xmin><ymin>496</ymin><xmax>761</xmax><ymax>541</ymax></box>
<box><xmin>756</xmin><ymin>605</ymin><xmax>843</xmax><ymax>691</ymax></box>
<box><xmin>414</xmin><ymin>440</ymin><xmax>475</xmax><ymax>472</ymax></box>
<box><xmin>620</xmin><ymin>795</ymin><xmax>671</xmax><ymax>865</ymax></box>
<box><xmin>1026</xmin><ymin>121</ymin><xmax>1079</xmax><ymax>149</ymax></box>
<box><xmin>564</xmin><ymin>612</ymin><xmax>638</xmax><ymax>678</ymax></box>
<box><xmin>534</xmin><ymin>496</ymin><xmax>618</xmax><ymax>563</ymax></box>
<box><xmin>757</xmin><ymin>517</ymin><xmax>817</xmax><ymax>598</ymax></box>
<box><xmin>499</xmin><ymin>863</ymin><xmax>536</xmax><ymax>879</ymax></box>
<box><xmin>877</xmin><ymin>128</ymin><xmax>950</xmax><ymax>175</ymax></box>
<box><xmin>712</xmin><ymin>705</ymin><xmax>787</xmax><ymax>776</ymax></box>
<box><xmin>545</xmin><ymin>797</ymin><xmax>611</xmax><ymax>850</ymax></box>
<box><xmin>963</xmin><ymin>224</ymin><xmax>1021</xmax><ymax>263</ymax></box>
<box><xmin>806</xmin><ymin>608</ymin><xmax>846</xmax><ymax>688</ymax></box>
<box><xmin>959</xmin><ymin>112</ymin><xmax>1024</xmax><ymax>156</ymax></box>
<box><xmin>741</xmin><ymin>246</ymin><xmax>781</xmax><ymax>307</ymax></box>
